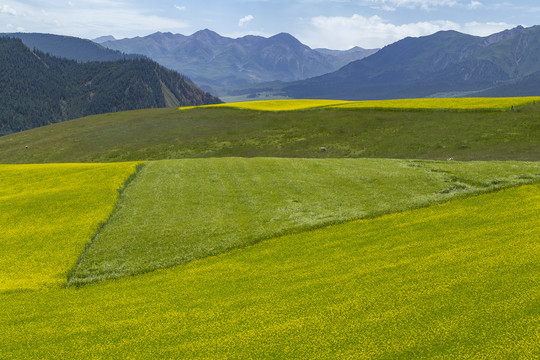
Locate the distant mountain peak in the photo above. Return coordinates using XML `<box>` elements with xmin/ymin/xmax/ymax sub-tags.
<box><xmin>483</xmin><ymin>25</ymin><xmax>526</xmax><ymax>46</ymax></box>
<box><xmin>192</xmin><ymin>29</ymin><xmax>222</xmax><ymax>38</ymax></box>
<box><xmin>92</xmin><ymin>35</ymin><xmax>115</xmax><ymax>44</ymax></box>
<box><xmin>271</xmin><ymin>32</ymin><xmax>296</xmax><ymax>40</ymax></box>
<box><xmin>283</xmin><ymin>24</ymin><xmax>540</xmax><ymax>100</ymax></box>
<box><xmin>101</xmin><ymin>29</ymin><xmax>380</xmax><ymax>93</ymax></box>
<box><xmin>268</xmin><ymin>32</ymin><xmax>303</xmax><ymax>45</ymax></box>
<box><xmin>150</xmin><ymin>31</ymin><xmax>174</xmax><ymax>37</ymax></box>
<box><xmin>189</xmin><ymin>29</ymin><xmax>227</xmax><ymax>46</ymax></box>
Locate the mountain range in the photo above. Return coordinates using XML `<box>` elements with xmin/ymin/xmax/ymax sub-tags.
<box><xmin>283</xmin><ymin>25</ymin><xmax>540</xmax><ymax>99</ymax></box>
<box><xmin>100</xmin><ymin>30</ymin><xmax>378</xmax><ymax>95</ymax></box>
<box><xmin>0</xmin><ymin>37</ymin><xmax>220</xmax><ymax>135</ymax></box>
<box><xmin>3</xmin><ymin>25</ymin><xmax>540</xmax><ymax>132</ymax></box>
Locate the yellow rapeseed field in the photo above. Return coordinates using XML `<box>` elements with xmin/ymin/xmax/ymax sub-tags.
<box><xmin>0</xmin><ymin>162</ymin><xmax>140</xmax><ymax>291</ymax></box>
<box><xmin>330</xmin><ymin>96</ymin><xmax>540</xmax><ymax>110</ymax></box>
<box><xmin>180</xmin><ymin>99</ymin><xmax>348</xmax><ymax>111</ymax></box>
<box><xmin>180</xmin><ymin>97</ymin><xmax>540</xmax><ymax>111</ymax></box>
<box><xmin>1</xmin><ymin>183</ymin><xmax>538</xmax><ymax>358</ymax></box>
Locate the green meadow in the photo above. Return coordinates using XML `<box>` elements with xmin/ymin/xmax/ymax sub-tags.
<box><xmin>0</xmin><ymin>98</ymin><xmax>539</xmax><ymax>163</ymax></box>
<box><xmin>1</xmin><ymin>98</ymin><xmax>539</xmax><ymax>358</ymax></box>
<box><xmin>67</xmin><ymin>158</ymin><xmax>539</xmax><ymax>285</ymax></box>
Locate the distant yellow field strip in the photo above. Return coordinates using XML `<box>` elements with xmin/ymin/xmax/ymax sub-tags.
<box><xmin>180</xmin><ymin>99</ymin><xmax>349</xmax><ymax>111</ymax></box>
<box><xmin>330</xmin><ymin>97</ymin><xmax>540</xmax><ymax>110</ymax></box>
<box><xmin>180</xmin><ymin>97</ymin><xmax>540</xmax><ymax>111</ymax></box>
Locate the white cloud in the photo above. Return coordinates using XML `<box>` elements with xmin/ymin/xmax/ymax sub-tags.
<box><xmin>299</xmin><ymin>14</ymin><xmax>513</xmax><ymax>49</ymax></box>
<box><xmin>238</xmin><ymin>14</ymin><xmax>254</xmax><ymax>27</ymax></box>
<box><xmin>370</xmin><ymin>0</ymin><xmax>457</xmax><ymax>10</ymax></box>
<box><xmin>369</xmin><ymin>0</ymin><xmax>486</xmax><ymax>10</ymax></box>
<box><xmin>174</xmin><ymin>5</ymin><xmax>186</xmax><ymax>11</ymax></box>
<box><xmin>461</xmin><ymin>21</ymin><xmax>514</xmax><ymax>36</ymax></box>
<box><xmin>1</xmin><ymin>4</ymin><xmax>17</xmax><ymax>15</ymax></box>
<box><xmin>0</xmin><ymin>1</ymin><xmax>189</xmax><ymax>38</ymax></box>
<box><xmin>467</xmin><ymin>1</ymin><xmax>482</xmax><ymax>9</ymax></box>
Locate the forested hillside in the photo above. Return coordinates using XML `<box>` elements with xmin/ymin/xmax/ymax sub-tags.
<box><xmin>1</xmin><ymin>32</ymin><xmax>142</xmax><ymax>62</ymax></box>
<box><xmin>0</xmin><ymin>37</ymin><xmax>220</xmax><ymax>135</ymax></box>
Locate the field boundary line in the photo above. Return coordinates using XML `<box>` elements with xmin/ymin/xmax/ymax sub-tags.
<box><xmin>201</xmin><ymin>181</ymin><xmax>540</xmax><ymax>263</ymax></box>
<box><xmin>65</xmin><ymin>162</ymin><xmax>146</xmax><ymax>287</ymax></box>
<box><xmin>119</xmin><ymin>178</ymin><xmax>540</xmax><ymax>280</ymax></box>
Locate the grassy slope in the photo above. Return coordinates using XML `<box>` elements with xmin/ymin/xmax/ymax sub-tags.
<box><xmin>0</xmin><ymin>162</ymin><xmax>140</xmax><ymax>291</ymax></box>
<box><xmin>1</xmin><ymin>184</ymin><xmax>538</xmax><ymax>359</ymax></box>
<box><xmin>1</xmin><ymin>98</ymin><xmax>538</xmax><ymax>357</ymax></box>
<box><xmin>67</xmin><ymin>158</ymin><xmax>540</xmax><ymax>285</ymax></box>
<box><xmin>0</xmin><ymin>104</ymin><xmax>539</xmax><ymax>163</ymax></box>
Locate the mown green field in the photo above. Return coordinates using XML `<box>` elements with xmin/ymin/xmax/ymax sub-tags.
<box><xmin>1</xmin><ymin>184</ymin><xmax>538</xmax><ymax>358</ymax></box>
<box><xmin>0</xmin><ymin>100</ymin><xmax>538</xmax><ymax>163</ymax></box>
<box><xmin>68</xmin><ymin>158</ymin><xmax>540</xmax><ymax>285</ymax></box>
<box><xmin>1</xmin><ymin>98</ymin><xmax>539</xmax><ymax>358</ymax></box>
<box><xmin>0</xmin><ymin>162</ymin><xmax>139</xmax><ymax>291</ymax></box>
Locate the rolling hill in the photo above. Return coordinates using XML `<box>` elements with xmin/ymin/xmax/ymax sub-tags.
<box><xmin>283</xmin><ymin>25</ymin><xmax>540</xmax><ymax>99</ymax></box>
<box><xmin>0</xmin><ymin>37</ymin><xmax>220</xmax><ymax>135</ymax></box>
<box><xmin>0</xmin><ymin>99</ymin><xmax>538</xmax><ymax>163</ymax></box>
<box><xmin>1</xmin><ymin>160</ymin><xmax>538</xmax><ymax>358</ymax></box>
<box><xmin>0</xmin><ymin>99</ymin><xmax>538</xmax><ymax>358</ymax></box>
<box><xmin>67</xmin><ymin>158</ymin><xmax>540</xmax><ymax>285</ymax></box>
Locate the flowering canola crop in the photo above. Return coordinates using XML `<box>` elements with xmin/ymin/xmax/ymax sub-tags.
<box><xmin>0</xmin><ymin>162</ymin><xmax>140</xmax><ymax>291</ymax></box>
<box><xmin>1</xmin><ymin>183</ymin><xmax>538</xmax><ymax>358</ymax></box>
<box><xmin>180</xmin><ymin>97</ymin><xmax>540</xmax><ymax>111</ymax></box>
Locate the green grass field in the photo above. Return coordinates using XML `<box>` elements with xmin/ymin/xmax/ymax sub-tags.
<box><xmin>67</xmin><ymin>158</ymin><xmax>540</xmax><ymax>285</ymax></box>
<box><xmin>1</xmin><ymin>98</ymin><xmax>539</xmax><ymax>358</ymax></box>
<box><xmin>0</xmin><ymin>100</ymin><xmax>538</xmax><ymax>163</ymax></box>
<box><xmin>1</xmin><ymin>184</ymin><xmax>538</xmax><ymax>358</ymax></box>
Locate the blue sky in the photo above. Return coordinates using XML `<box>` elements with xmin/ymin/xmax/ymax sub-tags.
<box><xmin>1</xmin><ymin>0</ymin><xmax>539</xmax><ymax>49</ymax></box>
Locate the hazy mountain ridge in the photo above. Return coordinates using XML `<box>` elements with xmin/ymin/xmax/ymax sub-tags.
<box><xmin>283</xmin><ymin>25</ymin><xmax>540</xmax><ymax>100</ymax></box>
<box><xmin>1</xmin><ymin>32</ymin><xmax>142</xmax><ymax>62</ymax></box>
<box><xmin>0</xmin><ymin>37</ymin><xmax>220</xmax><ymax>135</ymax></box>
<box><xmin>102</xmin><ymin>30</ymin><xmax>379</xmax><ymax>94</ymax></box>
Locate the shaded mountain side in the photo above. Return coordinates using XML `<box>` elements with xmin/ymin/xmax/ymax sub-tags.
<box><xmin>283</xmin><ymin>25</ymin><xmax>540</xmax><ymax>100</ymax></box>
<box><xmin>0</xmin><ymin>37</ymin><xmax>220</xmax><ymax>136</ymax></box>
<box><xmin>1</xmin><ymin>32</ymin><xmax>142</xmax><ymax>62</ymax></box>
<box><xmin>474</xmin><ymin>71</ymin><xmax>540</xmax><ymax>97</ymax></box>
<box><xmin>102</xmin><ymin>30</ymin><xmax>378</xmax><ymax>94</ymax></box>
